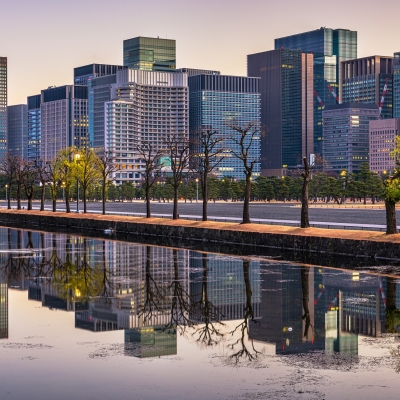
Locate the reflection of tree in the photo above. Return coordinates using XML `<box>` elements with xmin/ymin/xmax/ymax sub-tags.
<box><xmin>301</xmin><ymin>266</ymin><xmax>313</xmax><ymax>338</ymax></box>
<box><xmin>191</xmin><ymin>254</ymin><xmax>224</xmax><ymax>346</ymax></box>
<box><xmin>139</xmin><ymin>246</ymin><xmax>165</xmax><ymax>325</ymax></box>
<box><xmin>164</xmin><ymin>249</ymin><xmax>192</xmax><ymax>333</ymax></box>
<box><xmin>228</xmin><ymin>258</ymin><xmax>260</xmax><ymax>362</ymax></box>
<box><xmin>386</xmin><ymin>277</ymin><xmax>400</xmax><ymax>334</ymax></box>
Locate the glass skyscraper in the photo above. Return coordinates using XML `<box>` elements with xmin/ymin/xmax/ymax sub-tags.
<box><xmin>247</xmin><ymin>49</ymin><xmax>313</xmax><ymax>175</ymax></box>
<box><xmin>188</xmin><ymin>74</ymin><xmax>261</xmax><ymax>180</ymax></box>
<box><xmin>7</xmin><ymin>104</ymin><xmax>28</xmax><ymax>159</ymax></box>
<box><xmin>275</xmin><ymin>28</ymin><xmax>357</xmax><ymax>154</ymax></box>
<box><xmin>394</xmin><ymin>52</ymin><xmax>400</xmax><ymax>118</ymax></box>
<box><xmin>0</xmin><ymin>57</ymin><xmax>7</xmax><ymax>157</ymax></box>
<box><xmin>74</xmin><ymin>64</ymin><xmax>125</xmax><ymax>86</ymax></box>
<box><xmin>123</xmin><ymin>36</ymin><xmax>176</xmax><ymax>72</ymax></box>
<box><xmin>341</xmin><ymin>56</ymin><xmax>394</xmax><ymax>119</ymax></box>
<box><xmin>27</xmin><ymin>94</ymin><xmax>41</xmax><ymax>162</ymax></box>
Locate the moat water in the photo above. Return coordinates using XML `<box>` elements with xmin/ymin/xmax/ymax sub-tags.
<box><xmin>0</xmin><ymin>227</ymin><xmax>399</xmax><ymax>399</ymax></box>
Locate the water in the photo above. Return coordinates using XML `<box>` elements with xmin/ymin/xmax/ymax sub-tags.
<box><xmin>0</xmin><ymin>227</ymin><xmax>399</xmax><ymax>399</ymax></box>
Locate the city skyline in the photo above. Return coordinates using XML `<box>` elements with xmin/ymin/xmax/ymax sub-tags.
<box><xmin>2</xmin><ymin>0</ymin><xmax>400</xmax><ymax>105</ymax></box>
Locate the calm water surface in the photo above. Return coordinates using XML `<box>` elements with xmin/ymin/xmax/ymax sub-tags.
<box><xmin>0</xmin><ymin>227</ymin><xmax>399</xmax><ymax>399</ymax></box>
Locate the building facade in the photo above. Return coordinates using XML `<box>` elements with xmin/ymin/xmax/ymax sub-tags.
<box><xmin>369</xmin><ymin>118</ymin><xmax>400</xmax><ymax>174</ymax></box>
<box><xmin>123</xmin><ymin>37</ymin><xmax>176</xmax><ymax>72</ymax></box>
<box><xmin>341</xmin><ymin>56</ymin><xmax>394</xmax><ymax>119</ymax></box>
<box><xmin>394</xmin><ymin>52</ymin><xmax>400</xmax><ymax>118</ymax></box>
<box><xmin>74</xmin><ymin>64</ymin><xmax>125</xmax><ymax>86</ymax></box>
<box><xmin>176</xmin><ymin>68</ymin><xmax>220</xmax><ymax>77</ymax></box>
<box><xmin>188</xmin><ymin>74</ymin><xmax>261</xmax><ymax>180</ymax></box>
<box><xmin>105</xmin><ymin>69</ymin><xmax>188</xmax><ymax>185</ymax></box>
<box><xmin>248</xmin><ymin>49</ymin><xmax>313</xmax><ymax>175</ymax></box>
<box><xmin>27</xmin><ymin>94</ymin><xmax>41</xmax><ymax>162</ymax></box>
<box><xmin>275</xmin><ymin>28</ymin><xmax>357</xmax><ymax>154</ymax></box>
<box><xmin>7</xmin><ymin>104</ymin><xmax>28</xmax><ymax>159</ymax></box>
<box><xmin>0</xmin><ymin>57</ymin><xmax>7</xmax><ymax>157</ymax></box>
<box><xmin>322</xmin><ymin>103</ymin><xmax>379</xmax><ymax>173</ymax></box>
<box><xmin>40</xmin><ymin>85</ymin><xmax>88</xmax><ymax>161</ymax></box>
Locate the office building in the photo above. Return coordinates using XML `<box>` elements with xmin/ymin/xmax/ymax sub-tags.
<box><xmin>0</xmin><ymin>57</ymin><xmax>7</xmax><ymax>156</ymax></box>
<box><xmin>123</xmin><ymin>36</ymin><xmax>176</xmax><ymax>72</ymax></box>
<box><xmin>394</xmin><ymin>52</ymin><xmax>400</xmax><ymax>118</ymax></box>
<box><xmin>0</xmin><ymin>279</ymin><xmax>7</xmax><ymax>339</ymax></box>
<box><xmin>369</xmin><ymin>118</ymin><xmax>400</xmax><ymax>174</ymax></box>
<box><xmin>322</xmin><ymin>103</ymin><xmax>379</xmax><ymax>173</ymax></box>
<box><xmin>248</xmin><ymin>49</ymin><xmax>313</xmax><ymax>175</ymax></box>
<box><xmin>188</xmin><ymin>74</ymin><xmax>261</xmax><ymax>180</ymax></box>
<box><xmin>88</xmin><ymin>74</ymin><xmax>118</xmax><ymax>149</ymax></box>
<box><xmin>27</xmin><ymin>94</ymin><xmax>41</xmax><ymax>162</ymax></box>
<box><xmin>275</xmin><ymin>28</ymin><xmax>357</xmax><ymax>154</ymax></box>
<box><xmin>105</xmin><ymin>69</ymin><xmax>188</xmax><ymax>185</ymax></box>
<box><xmin>74</xmin><ymin>63</ymin><xmax>125</xmax><ymax>86</ymax></box>
<box><xmin>7</xmin><ymin>104</ymin><xmax>28</xmax><ymax>159</ymax></box>
<box><xmin>40</xmin><ymin>85</ymin><xmax>88</xmax><ymax>161</ymax></box>
<box><xmin>176</xmin><ymin>68</ymin><xmax>220</xmax><ymax>77</ymax></box>
<box><xmin>341</xmin><ymin>56</ymin><xmax>394</xmax><ymax>119</ymax></box>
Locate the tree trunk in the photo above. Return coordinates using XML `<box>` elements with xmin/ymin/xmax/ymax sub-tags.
<box><xmin>52</xmin><ymin>197</ymin><xmax>56</xmax><ymax>212</ymax></box>
<box><xmin>17</xmin><ymin>184</ymin><xmax>21</xmax><ymax>210</ymax></box>
<box><xmin>66</xmin><ymin>186</ymin><xmax>70</xmax><ymax>213</ymax></box>
<box><xmin>173</xmin><ymin>186</ymin><xmax>179</xmax><ymax>220</ymax></box>
<box><xmin>102</xmin><ymin>180</ymin><xmax>106</xmax><ymax>215</ymax></box>
<box><xmin>146</xmin><ymin>185</ymin><xmax>151</xmax><ymax>218</ymax></box>
<box><xmin>40</xmin><ymin>184</ymin><xmax>45</xmax><ymax>211</ymax></box>
<box><xmin>27</xmin><ymin>196</ymin><xmax>33</xmax><ymax>210</ymax></box>
<box><xmin>301</xmin><ymin>157</ymin><xmax>310</xmax><ymax>228</ymax></box>
<box><xmin>83</xmin><ymin>187</ymin><xmax>87</xmax><ymax>213</ymax></box>
<box><xmin>7</xmin><ymin>183</ymin><xmax>11</xmax><ymax>209</ymax></box>
<box><xmin>242</xmin><ymin>174</ymin><xmax>251</xmax><ymax>224</ymax></box>
<box><xmin>385</xmin><ymin>199</ymin><xmax>397</xmax><ymax>234</ymax></box>
<box><xmin>202</xmin><ymin>180</ymin><xmax>208</xmax><ymax>222</ymax></box>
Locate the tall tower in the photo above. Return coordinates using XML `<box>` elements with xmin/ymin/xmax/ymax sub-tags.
<box><xmin>275</xmin><ymin>28</ymin><xmax>357</xmax><ymax>154</ymax></box>
<box><xmin>0</xmin><ymin>57</ymin><xmax>7</xmax><ymax>156</ymax></box>
<box><xmin>123</xmin><ymin>37</ymin><xmax>176</xmax><ymax>72</ymax></box>
<box><xmin>394</xmin><ymin>52</ymin><xmax>400</xmax><ymax>118</ymax></box>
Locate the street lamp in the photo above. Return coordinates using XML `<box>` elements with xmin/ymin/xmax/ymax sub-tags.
<box><xmin>5</xmin><ymin>184</ymin><xmax>8</xmax><ymax>203</ymax></box>
<box><xmin>61</xmin><ymin>181</ymin><xmax>65</xmax><ymax>202</ymax></box>
<box><xmin>74</xmin><ymin>153</ymin><xmax>81</xmax><ymax>213</ymax></box>
<box><xmin>195</xmin><ymin>178</ymin><xmax>199</xmax><ymax>203</ymax></box>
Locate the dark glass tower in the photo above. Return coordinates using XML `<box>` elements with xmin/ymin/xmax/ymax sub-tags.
<box><xmin>7</xmin><ymin>104</ymin><xmax>28</xmax><ymax>159</ymax></box>
<box><xmin>275</xmin><ymin>28</ymin><xmax>357</xmax><ymax>154</ymax></box>
<box><xmin>27</xmin><ymin>94</ymin><xmax>41</xmax><ymax>161</ymax></box>
<box><xmin>0</xmin><ymin>57</ymin><xmax>7</xmax><ymax>157</ymax></box>
<box><xmin>248</xmin><ymin>49</ymin><xmax>314</xmax><ymax>174</ymax></box>
<box><xmin>394</xmin><ymin>52</ymin><xmax>400</xmax><ymax>118</ymax></box>
<box><xmin>123</xmin><ymin>36</ymin><xmax>176</xmax><ymax>72</ymax></box>
<box><xmin>74</xmin><ymin>64</ymin><xmax>125</xmax><ymax>86</ymax></box>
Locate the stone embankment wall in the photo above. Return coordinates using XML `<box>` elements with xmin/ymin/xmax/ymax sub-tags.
<box><xmin>0</xmin><ymin>210</ymin><xmax>399</xmax><ymax>260</ymax></box>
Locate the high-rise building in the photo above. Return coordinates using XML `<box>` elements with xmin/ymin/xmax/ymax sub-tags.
<box><xmin>123</xmin><ymin>36</ymin><xmax>176</xmax><ymax>72</ymax></box>
<box><xmin>248</xmin><ymin>49</ymin><xmax>313</xmax><ymax>175</ymax></box>
<box><xmin>7</xmin><ymin>104</ymin><xmax>28</xmax><ymax>159</ymax></box>
<box><xmin>369</xmin><ymin>118</ymin><xmax>400</xmax><ymax>174</ymax></box>
<box><xmin>74</xmin><ymin>63</ymin><xmax>125</xmax><ymax>86</ymax></box>
<box><xmin>394</xmin><ymin>52</ymin><xmax>400</xmax><ymax>118</ymax></box>
<box><xmin>176</xmin><ymin>68</ymin><xmax>220</xmax><ymax>77</ymax></box>
<box><xmin>0</xmin><ymin>57</ymin><xmax>7</xmax><ymax>156</ymax></box>
<box><xmin>105</xmin><ymin>69</ymin><xmax>188</xmax><ymax>185</ymax></box>
<box><xmin>275</xmin><ymin>28</ymin><xmax>357</xmax><ymax>154</ymax></box>
<box><xmin>322</xmin><ymin>103</ymin><xmax>379</xmax><ymax>173</ymax></box>
<box><xmin>188</xmin><ymin>74</ymin><xmax>261</xmax><ymax>180</ymax></box>
<box><xmin>40</xmin><ymin>85</ymin><xmax>88</xmax><ymax>161</ymax></box>
<box><xmin>27</xmin><ymin>94</ymin><xmax>41</xmax><ymax>162</ymax></box>
<box><xmin>341</xmin><ymin>56</ymin><xmax>394</xmax><ymax>119</ymax></box>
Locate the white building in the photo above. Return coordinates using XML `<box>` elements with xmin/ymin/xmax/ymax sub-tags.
<box><xmin>105</xmin><ymin>69</ymin><xmax>188</xmax><ymax>185</ymax></box>
<box><xmin>40</xmin><ymin>85</ymin><xmax>88</xmax><ymax>161</ymax></box>
<box><xmin>369</xmin><ymin>118</ymin><xmax>400</xmax><ymax>174</ymax></box>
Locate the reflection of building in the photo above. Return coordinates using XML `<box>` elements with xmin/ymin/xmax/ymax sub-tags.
<box><xmin>0</xmin><ymin>279</ymin><xmax>8</xmax><ymax>339</ymax></box>
<box><xmin>124</xmin><ymin>327</ymin><xmax>177</xmax><ymax>358</ymax></box>
<box><xmin>189</xmin><ymin>252</ymin><xmax>260</xmax><ymax>322</ymax></box>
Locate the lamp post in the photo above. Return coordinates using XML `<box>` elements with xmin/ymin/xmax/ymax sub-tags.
<box><xmin>74</xmin><ymin>153</ymin><xmax>81</xmax><ymax>213</ymax></box>
<box><xmin>5</xmin><ymin>184</ymin><xmax>8</xmax><ymax>203</ymax></box>
<box><xmin>195</xmin><ymin>178</ymin><xmax>199</xmax><ymax>203</ymax></box>
<box><xmin>62</xmin><ymin>181</ymin><xmax>65</xmax><ymax>202</ymax></box>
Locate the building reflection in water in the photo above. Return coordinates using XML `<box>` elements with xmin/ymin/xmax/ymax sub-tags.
<box><xmin>0</xmin><ymin>227</ymin><xmax>399</xmax><ymax>361</ymax></box>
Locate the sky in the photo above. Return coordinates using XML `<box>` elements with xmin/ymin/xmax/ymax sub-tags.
<box><xmin>2</xmin><ymin>0</ymin><xmax>400</xmax><ymax>105</ymax></box>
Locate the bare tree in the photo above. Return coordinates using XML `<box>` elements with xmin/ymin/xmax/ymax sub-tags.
<box><xmin>94</xmin><ymin>149</ymin><xmax>118</xmax><ymax>215</ymax></box>
<box><xmin>228</xmin><ymin>122</ymin><xmax>262</xmax><ymax>224</ymax></box>
<box><xmin>135</xmin><ymin>143</ymin><xmax>164</xmax><ymax>218</ymax></box>
<box><xmin>301</xmin><ymin>157</ymin><xmax>311</xmax><ymax>228</ymax></box>
<box><xmin>35</xmin><ymin>159</ymin><xmax>49</xmax><ymax>211</ymax></box>
<box><xmin>0</xmin><ymin>154</ymin><xmax>20</xmax><ymax>209</ymax></box>
<box><xmin>14</xmin><ymin>161</ymin><xmax>24</xmax><ymax>210</ymax></box>
<box><xmin>162</xmin><ymin>134</ymin><xmax>191</xmax><ymax>220</ymax></box>
<box><xmin>45</xmin><ymin>157</ymin><xmax>61</xmax><ymax>212</ymax></box>
<box><xmin>192</xmin><ymin>128</ymin><xmax>226</xmax><ymax>221</ymax></box>
<box><xmin>22</xmin><ymin>161</ymin><xmax>38</xmax><ymax>210</ymax></box>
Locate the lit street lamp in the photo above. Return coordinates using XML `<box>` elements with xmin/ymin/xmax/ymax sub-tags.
<box><xmin>61</xmin><ymin>181</ymin><xmax>65</xmax><ymax>202</ymax></box>
<box><xmin>5</xmin><ymin>184</ymin><xmax>8</xmax><ymax>203</ymax></box>
<box><xmin>195</xmin><ymin>178</ymin><xmax>199</xmax><ymax>203</ymax></box>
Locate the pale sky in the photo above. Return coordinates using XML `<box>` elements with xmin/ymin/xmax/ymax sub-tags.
<box><xmin>2</xmin><ymin>0</ymin><xmax>399</xmax><ymax>105</ymax></box>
